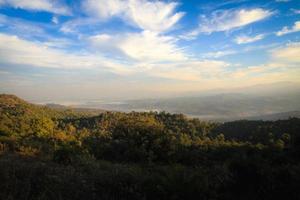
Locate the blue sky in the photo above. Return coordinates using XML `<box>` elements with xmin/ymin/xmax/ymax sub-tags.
<box><xmin>0</xmin><ymin>0</ymin><xmax>299</xmax><ymax>102</ymax></box>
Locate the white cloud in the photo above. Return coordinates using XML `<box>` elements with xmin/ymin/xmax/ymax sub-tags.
<box><xmin>43</xmin><ymin>38</ymin><xmax>75</xmax><ymax>49</ymax></box>
<box><xmin>168</xmin><ymin>42</ymin><xmax>300</xmax><ymax>82</ymax></box>
<box><xmin>82</xmin><ymin>0</ymin><xmax>125</xmax><ymax>19</ymax></box>
<box><xmin>0</xmin><ymin>33</ymin><xmax>132</xmax><ymax>74</ymax></box>
<box><xmin>231</xmin><ymin>42</ymin><xmax>300</xmax><ymax>81</ymax></box>
<box><xmin>120</xmin><ymin>31</ymin><xmax>186</xmax><ymax>62</ymax></box>
<box><xmin>227</xmin><ymin>42</ymin><xmax>300</xmax><ymax>84</ymax></box>
<box><xmin>242</xmin><ymin>42</ymin><xmax>280</xmax><ymax>52</ymax></box>
<box><xmin>271</xmin><ymin>42</ymin><xmax>300</xmax><ymax>63</ymax></box>
<box><xmin>82</xmin><ymin>0</ymin><xmax>184</xmax><ymax>33</ymax></box>
<box><xmin>52</xmin><ymin>16</ymin><xmax>59</xmax><ymax>24</ymax></box>
<box><xmin>232</xmin><ymin>43</ymin><xmax>300</xmax><ymax>80</ymax></box>
<box><xmin>202</xmin><ymin>50</ymin><xmax>236</xmax><ymax>58</ymax></box>
<box><xmin>86</xmin><ymin>32</ymin><xmax>237</xmax><ymax>81</ymax></box>
<box><xmin>145</xmin><ymin>60</ymin><xmax>230</xmax><ymax>81</ymax></box>
<box><xmin>1</xmin><ymin>34</ymin><xmax>298</xmax><ymax>89</ymax></box>
<box><xmin>276</xmin><ymin>21</ymin><xmax>300</xmax><ymax>36</ymax></box>
<box><xmin>89</xmin><ymin>31</ymin><xmax>187</xmax><ymax>63</ymax></box>
<box><xmin>126</xmin><ymin>0</ymin><xmax>184</xmax><ymax>32</ymax></box>
<box><xmin>234</xmin><ymin>34</ymin><xmax>265</xmax><ymax>44</ymax></box>
<box><xmin>3</xmin><ymin>32</ymin><xmax>293</xmax><ymax>84</ymax></box>
<box><xmin>0</xmin><ymin>33</ymin><xmax>232</xmax><ymax>82</ymax></box>
<box><xmin>292</xmin><ymin>9</ymin><xmax>300</xmax><ymax>14</ymax></box>
<box><xmin>0</xmin><ymin>0</ymin><xmax>70</xmax><ymax>15</ymax></box>
<box><xmin>0</xmin><ymin>14</ymin><xmax>46</xmax><ymax>37</ymax></box>
<box><xmin>60</xmin><ymin>18</ymin><xmax>95</xmax><ymax>34</ymax></box>
<box><xmin>187</xmin><ymin>8</ymin><xmax>273</xmax><ymax>38</ymax></box>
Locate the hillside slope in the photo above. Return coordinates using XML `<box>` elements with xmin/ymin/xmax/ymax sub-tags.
<box><xmin>0</xmin><ymin>94</ymin><xmax>300</xmax><ymax>200</ymax></box>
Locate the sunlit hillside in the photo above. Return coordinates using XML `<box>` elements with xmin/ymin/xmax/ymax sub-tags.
<box><xmin>1</xmin><ymin>94</ymin><xmax>300</xmax><ymax>199</ymax></box>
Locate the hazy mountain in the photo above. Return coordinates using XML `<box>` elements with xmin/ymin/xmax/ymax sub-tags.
<box><xmin>247</xmin><ymin>111</ymin><xmax>300</xmax><ymax>121</ymax></box>
<box><xmin>45</xmin><ymin>103</ymin><xmax>105</xmax><ymax>115</ymax></box>
<box><xmin>75</xmin><ymin>83</ymin><xmax>300</xmax><ymax>121</ymax></box>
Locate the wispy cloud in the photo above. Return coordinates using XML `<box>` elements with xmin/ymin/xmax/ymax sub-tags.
<box><xmin>234</xmin><ymin>34</ymin><xmax>265</xmax><ymax>44</ymax></box>
<box><xmin>276</xmin><ymin>21</ymin><xmax>300</xmax><ymax>36</ymax></box>
<box><xmin>275</xmin><ymin>0</ymin><xmax>290</xmax><ymax>2</ymax></box>
<box><xmin>0</xmin><ymin>32</ymin><xmax>232</xmax><ymax>82</ymax></box>
<box><xmin>145</xmin><ymin>60</ymin><xmax>231</xmax><ymax>81</ymax></box>
<box><xmin>60</xmin><ymin>18</ymin><xmax>95</xmax><ymax>34</ymax></box>
<box><xmin>186</xmin><ymin>8</ymin><xmax>273</xmax><ymax>38</ymax></box>
<box><xmin>271</xmin><ymin>42</ymin><xmax>300</xmax><ymax>63</ymax></box>
<box><xmin>0</xmin><ymin>14</ymin><xmax>46</xmax><ymax>38</ymax></box>
<box><xmin>82</xmin><ymin>0</ymin><xmax>184</xmax><ymax>33</ymax></box>
<box><xmin>82</xmin><ymin>0</ymin><xmax>125</xmax><ymax>20</ymax></box>
<box><xmin>0</xmin><ymin>33</ymin><xmax>132</xmax><ymax>75</ymax></box>
<box><xmin>291</xmin><ymin>9</ymin><xmax>300</xmax><ymax>14</ymax></box>
<box><xmin>242</xmin><ymin>42</ymin><xmax>281</xmax><ymax>52</ymax></box>
<box><xmin>88</xmin><ymin>31</ymin><xmax>187</xmax><ymax>63</ymax></box>
<box><xmin>202</xmin><ymin>50</ymin><xmax>237</xmax><ymax>58</ymax></box>
<box><xmin>52</xmin><ymin>16</ymin><xmax>59</xmax><ymax>24</ymax></box>
<box><xmin>0</xmin><ymin>0</ymin><xmax>71</xmax><ymax>15</ymax></box>
<box><xmin>230</xmin><ymin>42</ymin><xmax>300</xmax><ymax>83</ymax></box>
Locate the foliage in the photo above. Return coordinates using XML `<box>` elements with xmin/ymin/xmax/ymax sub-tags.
<box><xmin>0</xmin><ymin>94</ymin><xmax>300</xmax><ymax>200</ymax></box>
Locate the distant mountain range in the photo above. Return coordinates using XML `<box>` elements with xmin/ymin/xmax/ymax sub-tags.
<box><xmin>45</xmin><ymin>99</ymin><xmax>300</xmax><ymax>121</ymax></box>
<box><xmin>24</xmin><ymin>82</ymin><xmax>300</xmax><ymax>121</ymax></box>
<box><xmin>1</xmin><ymin>93</ymin><xmax>300</xmax><ymax>122</ymax></box>
<box><xmin>75</xmin><ymin>91</ymin><xmax>300</xmax><ymax>121</ymax></box>
<box><xmin>45</xmin><ymin>103</ymin><xmax>105</xmax><ymax>115</ymax></box>
<box><xmin>247</xmin><ymin>111</ymin><xmax>300</xmax><ymax>121</ymax></box>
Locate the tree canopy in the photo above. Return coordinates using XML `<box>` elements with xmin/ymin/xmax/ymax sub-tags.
<box><xmin>0</xmin><ymin>94</ymin><xmax>300</xmax><ymax>200</ymax></box>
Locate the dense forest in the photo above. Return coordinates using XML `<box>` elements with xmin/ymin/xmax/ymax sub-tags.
<box><xmin>0</xmin><ymin>94</ymin><xmax>300</xmax><ymax>200</ymax></box>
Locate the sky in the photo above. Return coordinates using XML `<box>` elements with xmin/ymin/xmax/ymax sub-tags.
<box><xmin>0</xmin><ymin>0</ymin><xmax>299</xmax><ymax>102</ymax></box>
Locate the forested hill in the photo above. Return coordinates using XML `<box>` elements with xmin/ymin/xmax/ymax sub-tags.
<box><xmin>0</xmin><ymin>94</ymin><xmax>300</xmax><ymax>200</ymax></box>
<box><xmin>0</xmin><ymin>94</ymin><xmax>102</xmax><ymax>117</ymax></box>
